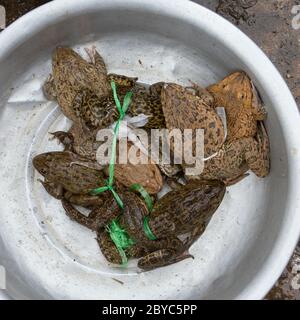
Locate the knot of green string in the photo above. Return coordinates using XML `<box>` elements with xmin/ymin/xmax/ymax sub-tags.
<box><xmin>90</xmin><ymin>80</ymin><xmax>133</xmax><ymax>209</ymax></box>
<box><xmin>90</xmin><ymin>81</ymin><xmax>157</xmax><ymax>265</ymax></box>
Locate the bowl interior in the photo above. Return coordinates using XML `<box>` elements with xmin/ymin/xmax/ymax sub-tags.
<box><xmin>0</xmin><ymin>0</ymin><xmax>297</xmax><ymax>300</ymax></box>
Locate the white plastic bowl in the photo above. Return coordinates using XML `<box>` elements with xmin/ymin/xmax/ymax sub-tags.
<box><xmin>0</xmin><ymin>0</ymin><xmax>299</xmax><ymax>300</ymax></box>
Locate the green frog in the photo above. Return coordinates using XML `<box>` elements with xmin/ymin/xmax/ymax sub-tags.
<box><xmin>187</xmin><ymin>121</ymin><xmax>270</xmax><ymax>185</ymax></box>
<box><xmin>62</xmin><ymin>180</ymin><xmax>226</xmax><ymax>270</ymax></box>
<box><xmin>33</xmin><ymin>151</ymin><xmax>107</xmax><ymax>206</ymax></box>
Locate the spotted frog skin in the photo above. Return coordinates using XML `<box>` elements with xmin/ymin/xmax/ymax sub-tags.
<box><xmin>33</xmin><ymin>151</ymin><xmax>106</xmax><ymax>206</ymax></box>
<box><xmin>72</xmin><ymin>81</ymin><xmax>166</xmax><ymax>130</ymax></box>
<box><xmin>187</xmin><ymin>121</ymin><xmax>270</xmax><ymax>185</ymax></box>
<box><xmin>207</xmin><ymin>71</ymin><xmax>267</xmax><ymax>142</ymax></box>
<box><xmin>62</xmin><ymin>180</ymin><xmax>226</xmax><ymax>270</ymax></box>
<box><xmin>161</xmin><ymin>83</ymin><xmax>225</xmax><ymax>158</ymax></box>
<box><xmin>43</xmin><ymin>46</ymin><xmax>138</xmax><ymax>124</ymax></box>
<box><xmin>43</xmin><ymin>47</ymin><xmax>111</xmax><ymax>122</ymax></box>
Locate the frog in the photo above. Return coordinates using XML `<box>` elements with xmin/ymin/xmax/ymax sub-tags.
<box><xmin>62</xmin><ymin>179</ymin><xmax>226</xmax><ymax>270</ymax></box>
<box><xmin>186</xmin><ymin>121</ymin><xmax>270</xmax><ymax>185</ymax></box>
<box><xmin>71</xmin><ymin>81</ymin><xmax>166</xmax><ymax>130</ymax></box>
<box><xmin>33</xmin><ymin>151</ymin><xmax>107</xmax><ymax>206</ymax></box>
<box><xmin>207</xmin><ymin>71</ymin><xmax>267</xmax><ymax>142</ymax></box>
<box><xmin>43</xmin><ymin>46</ymin><xmax>138</xmax><ymax>124</ymax></box>
<box><xmin>161</xmin><ymin>83</ymin><xmax>225</xmax><ymax>159</ymax></box>
<box><xmin>43</xmin><ymin>46</ymin><xmax>110</xmax><ymax>121</ymax></box>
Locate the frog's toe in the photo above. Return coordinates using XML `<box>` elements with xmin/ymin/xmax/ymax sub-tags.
<box><xmin>49</xmin><ymin>131</ymin><xmax>74</xmax><ymax>147</ymax></box>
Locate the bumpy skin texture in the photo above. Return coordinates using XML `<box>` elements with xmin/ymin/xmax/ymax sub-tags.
<box><xmin>207</xmin><ymin>71</ymin><xmax>267</xmax><ymax>142</ymax></box>
<box><xmin>72</xmin><ymin>74</ymin><xmax>140</xmax><ymax>129</ymax></box>
<box><xmin>43</xmin><ymin>47</ymin><xmax>110</xmax><ymax>122</ymax></box>
<box><xmin>62</xmin><ymin>180</ymin><xmax>226</xmax><ymax>270</ymax></box>
<box><xmin>187</xmin><ymin>121</ymin><xmax>270</xmax><ymax>185</ymax></box>
<box><xmin>73</xmin><ymin>81</ymin><xmax>166</xmax><ymax>130</ymax></box>
<box><xmin>33</xmin><ymin>151</ymin><xmax>106</xmax><ymax>206</ymax></box>
<box><xmin>161</xmin><ymin>83</ymin><xmax>225</xmax><ymax>158</ymax></box>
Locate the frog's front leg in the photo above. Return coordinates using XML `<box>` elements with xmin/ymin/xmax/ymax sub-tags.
<box><xmin>137</xmin><ymin>237</ymin><xmax>193</xmax><ymax>270</ymax></box>
<box><xmin>43</xmin><ymin>74</ymin><xmax>57</xmax><ymax>101</ymax></box>
<box><xmin>245</xmin><ymin>122</ymin><xmax>270</xmax><ymax>178</ymax></box>
<box><xmin>62</xmin><ymin>199</ymin><xmax>119</xmax><ymax>230</ymax></box>
<box><xmin>96</xmin><ymin>230</ymin><xmax>123</xmax><ymax>265</ymax></box>
<box><xmin>39</xmin><ymin>179</ymin><xmax>64</xmax><ymax>199</ymax></box>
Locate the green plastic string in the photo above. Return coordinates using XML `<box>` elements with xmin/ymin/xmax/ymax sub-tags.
<box><xmin>91</xmin><ymin>81</ymin><xmax>133</xmax><ymax>209</ymax></box>
<box><xmin>106</xmin><ymin>219</ymin><xmax>136</xmax><ymax>265</ymax></box>
<box><xmin>130</xmin><ymin>183</ymin><xmax>157</xmax><ymax>240</ymax></box>
<box><xmin>130</xmin><ymin>183</ymin><xmax>154</xmax><ymax>212</ymax></box>
<box><xmin>143</xmin><ymin>215</ymin><xmax>157</xmax><ymax>241</ymax></box>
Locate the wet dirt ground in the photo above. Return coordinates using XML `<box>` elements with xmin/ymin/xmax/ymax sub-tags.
<box><xmin>0</xmin><ymin>0</ymin><xmax>299</xmax><ymax>300</ymax></box>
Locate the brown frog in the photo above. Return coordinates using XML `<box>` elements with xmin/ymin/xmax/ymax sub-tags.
<box><xmin>187</xmin><ymin>121</ymin><xmax>270</xmax><ymax>185</ymax></box>
<box><xmin>62</xmin><ymin>180</ymin><xmax>226</xmax><ymax>270</ymax></box>
<box><xmin>43</xmin><ymin>46</ymin><xmax>138</xmax><ymax>125</ymax></box>
<box><xmin>72</xmin><ymin>81</ymin><xmax>166</xmax><ymax>130</ymax></box>
<box><xmin>161</xmin><ymin>83</ymin><xmax>225</xmax><ymax>159</ymax></box>
<box><xmin>33</xmin><ymin>151</ymin><xmax>107</xmax><ymax>206</ymax></box>
<box><xmin>50</xmin><ymin>132</ymin><xmax>163</xmax><ymax>194</ymax></box>
<box><xmin>207</xmin><ymin>71</ymin><xmax>267</xmax><ymax>141</ymax></box>
<box><xmin>43</xmin><ymin>46</ymin><xmax>111</xmax><ymax>121</ymax></box>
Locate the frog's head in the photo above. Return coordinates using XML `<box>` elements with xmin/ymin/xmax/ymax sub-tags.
<box><xmin>33</xmin><ymin>153</ymin><xmax>52</xmax><ymax>176</ymax></box>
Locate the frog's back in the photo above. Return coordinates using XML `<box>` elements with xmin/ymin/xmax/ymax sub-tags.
<box><xmin>150</xmin><ymin>180</ymin><xmax>226</xmax><ymax>234</ymax></box>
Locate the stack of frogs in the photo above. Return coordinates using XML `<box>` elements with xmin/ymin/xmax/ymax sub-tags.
<box><xmin>33</xmin><ymin>47</ymin><xmax>270</xmax><ymax>270</ymax></box>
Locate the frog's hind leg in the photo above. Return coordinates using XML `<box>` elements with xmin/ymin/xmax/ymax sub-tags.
<box><xmin>85</xmin><ymin>46</ymin><xmax>107</xmax><ymax>74</ymax></box>
<box><xmin>61</xmin><ymin>199</ymin><xmax>97</xmax><ymax>230</ymax></box>
<box><xmin>137</xmin><ymin>237</ymin><xmax>193</xmax><ymax>270</ymax></box>
<box><xmin>43</xmin><ymin>74</ymin><xmax>57</xmax><ymax>101</ymax></box>
<box><xmin>245</xmin><ymin>121</ymin><xmax>270</xmax><ymax>178</ymax></box>
<box><xmin>96</xmin><ymin>230</ymin><xmax>123</xmax><ymax>265</ymax></box>
<box><xmin>64</xmin><ymin>192</ymin><xmax>105</xmax><ymax>207</ymax></box>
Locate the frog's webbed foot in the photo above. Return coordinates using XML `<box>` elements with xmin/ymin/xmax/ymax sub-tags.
<box><xmin>245</xmin><ymin>121</ymin><xmax>270</xmax><ymax>178</ymax></box>
<box><xmin>50</xmin><ymin>131</ymin><xmax>74</xmax><ymax>151</ymax></box>
<box><xmin>85</xmin><ymin>46</ymin><xmax>107</xmax><ymax>74</ymax></box>
<box><xmin>137</xmin><ymin>237</ymin><xmax>192</xmax><ymax>270</ymax></box>
<box><xmin>38</xmin><ymin>179</ymin><xmax>64</xmax><ymax>199</ymax></box>
<box><xmin>96</xmin><ymin>230</ymin><xmax>123</xmax><ymax>265</ymax></box>
<box><xmin>61</xmin><ymin>199</ymin><xmax>98</xmax><ymax>230</ymax></box>
<box><xmin>43</xmin><ymin>74</ymin><xmax>57</xmax><ymax>101</ymax></box>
